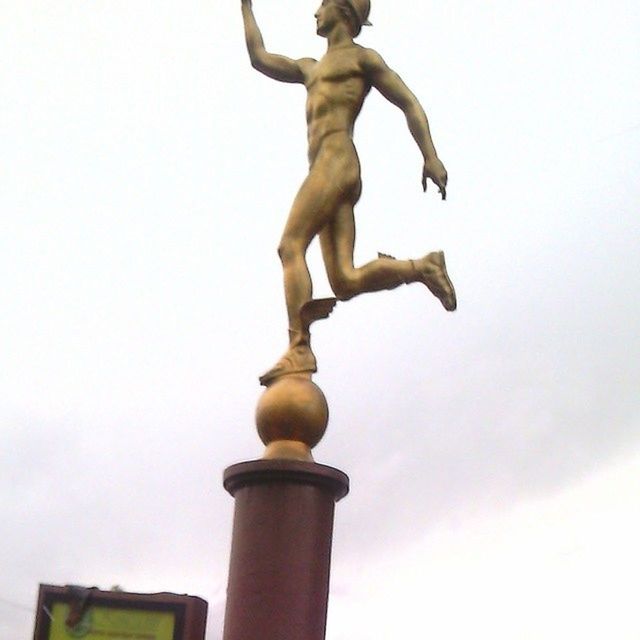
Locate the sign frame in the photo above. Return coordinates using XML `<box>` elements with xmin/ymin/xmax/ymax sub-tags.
<box><xmin>33</xmin><ymin>585</ymin><xmax>207</xmax><ymax>640</ymax></box>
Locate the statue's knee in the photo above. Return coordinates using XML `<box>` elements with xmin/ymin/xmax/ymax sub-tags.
<box><xmin>332</xmin><ymin>274</ymin><xmax>359</xmax><ymax>301</ymax></box>
<box><xmin>335</xmin><ymin>289</ymin><xmax>355</xmax><ymax>301</ymax></box>
<box><xmin>277</xmin><ymin>241</ymin><xmax>296</xmax><ymax>264</ymax></box>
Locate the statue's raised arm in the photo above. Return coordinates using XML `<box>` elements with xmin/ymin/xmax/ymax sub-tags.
<box><xmin>241</xmin><ymin>0</ymin><xmax>315</xmax><ymax>84</ymax></box>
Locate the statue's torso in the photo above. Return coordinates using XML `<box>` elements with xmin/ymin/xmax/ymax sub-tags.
<box><xmin>305</xmin><ymin>45</ymin><xmax>371</xmax><ymax>162</ymax></box>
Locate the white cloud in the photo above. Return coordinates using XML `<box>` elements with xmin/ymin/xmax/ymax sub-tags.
<box><xmin>329</xmin><ymin>448</ymin><xmax>640</xmax><ymax>639</ymax></box>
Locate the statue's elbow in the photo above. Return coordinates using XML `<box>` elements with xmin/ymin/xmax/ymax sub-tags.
<box><xmin>248</xmin><ymin>49</ymin><xmax>266</xmax><ymax>72</ymax></box>
<box><xmin>405</xmin><ymin>101</ymin><xmax>422</xmax><ymax>120</ymax></box>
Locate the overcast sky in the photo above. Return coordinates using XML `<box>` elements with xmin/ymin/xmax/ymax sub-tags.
<box><xmin>1</xmin><ymin>1</ymin><xmax>639</xmax><ymax>638</ymax></box>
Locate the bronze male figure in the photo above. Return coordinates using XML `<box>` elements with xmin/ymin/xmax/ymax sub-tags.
<box><xmin>241</xmin><ymin>0</ymin><xmax>456</xmax><ymax>385</ymax></box>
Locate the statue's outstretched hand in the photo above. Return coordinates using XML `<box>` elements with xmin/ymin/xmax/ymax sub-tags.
<box><xmin>422</xmin><ymin>157</ymin><xmax>448</xmax><ymax>200</ymax></box>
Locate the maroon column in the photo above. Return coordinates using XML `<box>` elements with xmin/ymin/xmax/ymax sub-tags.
<box><xmin>222</xmin><ymin>459</ymin><xmax>349</xmax><ymax>640</ymax></box>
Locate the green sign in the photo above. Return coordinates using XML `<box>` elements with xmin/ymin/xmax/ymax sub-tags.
<box><xmin>48</xmin><ymin>603</ymin><xmax>175</xmax><ymax>640</ymax></box>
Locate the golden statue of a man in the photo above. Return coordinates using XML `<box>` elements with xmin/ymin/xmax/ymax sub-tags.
<box><xmin>242</xmin><ymin>0</ymin><xmax>456</xmax><ymax>386</ymax></box>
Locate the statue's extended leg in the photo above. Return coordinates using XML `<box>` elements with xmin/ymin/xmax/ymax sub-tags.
<box><xmin>259</xmin><ymin>149</ymin><xmax>356</xmax><ymax>386</ymax></box>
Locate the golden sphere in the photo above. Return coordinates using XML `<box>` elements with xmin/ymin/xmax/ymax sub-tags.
<box><xmin>256</xmin><ymin>376</ymin><xmax>329</xmax><ymax>453</ymax></box>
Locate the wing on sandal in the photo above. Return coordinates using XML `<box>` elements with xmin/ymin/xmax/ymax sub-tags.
<box><xmin>299</xmin><ymin>298</ymin><xmax>337</xmax><ymax>331</ymax></box>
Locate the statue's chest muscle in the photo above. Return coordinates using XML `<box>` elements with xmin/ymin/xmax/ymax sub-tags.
<box><xmin>306</xmin><ymin>55</ymin><xmax>362</xmax><ymax>90</ymax></box>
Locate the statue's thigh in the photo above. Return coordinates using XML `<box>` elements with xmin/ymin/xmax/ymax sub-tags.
<box><xmin>282</xmin><ymin>168</ymin><xmax>342</xmax><ymax>242</ymax></box>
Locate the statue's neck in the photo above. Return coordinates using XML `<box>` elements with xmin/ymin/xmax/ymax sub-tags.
<box><xmin>325</xmin><ymin>26</ymin><xmax>354</xmax><ymax>50</ymax></box>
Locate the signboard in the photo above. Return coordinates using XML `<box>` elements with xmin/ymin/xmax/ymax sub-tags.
<box><xmin>47</xmin><ymin>602</ymin><xmax>176</xmax><ymax>640</ymax></box>
<box><xmin>33</xmin><ymin>585</ymin><xmax>207</xmax><ymax>640</ymax></box>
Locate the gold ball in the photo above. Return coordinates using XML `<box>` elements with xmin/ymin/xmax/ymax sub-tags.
<box><xmin>256</xmin><ymin>376</ymin><xmax>329</xmax><ymax>451</ymax></box>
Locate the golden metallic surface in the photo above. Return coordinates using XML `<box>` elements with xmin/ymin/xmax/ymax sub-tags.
<box><xmin>242</xmin><ymin>0</ymin><xmax>458</xmax><ymax>456</ymax></box>
<box><xmin>241</xmin><ymin>0</ymin><xmax>456</xmax><ymax>391</ymax></box>
<box><xmin>262</xmin><ymin>440</ymin><xmax>314</xmax><ymax>463</ymax></box>
<box><xmin>256</xmin><ymin>376</ymin><xmax>329</xmax><ymax>461</ymax></box>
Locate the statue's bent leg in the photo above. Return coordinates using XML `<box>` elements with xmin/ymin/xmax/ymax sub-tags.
<box><xmin>320</xmin><ymin>202</ymin><xmax>414</xmax><ymax>300</ymax></box>
<box><xmin>321</xmin><ymin>203</ymin><xmax>456</xmax><ymax>310</ymax></box>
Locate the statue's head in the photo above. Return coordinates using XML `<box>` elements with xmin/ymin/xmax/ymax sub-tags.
<box><xmin>316</xmin><ymin>0</ymin><xmax>372</xmax><ymax>38</ymax></box>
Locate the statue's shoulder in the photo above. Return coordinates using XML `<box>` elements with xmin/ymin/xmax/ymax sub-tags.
<box><xmin>357</xmin><ymin>46</ymin><xmax>385</xmax><ymax>70</ymax></box>
<box><xmin>298</xmin><ymin>57</ymin><xmax>318</xmax><ymax>77</ymax></box>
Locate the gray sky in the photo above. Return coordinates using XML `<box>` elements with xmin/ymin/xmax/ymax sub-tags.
<box><xmin>1</xmin><ymin>1</ymin><xmax>639</xmax><ymax>638</ymax></box>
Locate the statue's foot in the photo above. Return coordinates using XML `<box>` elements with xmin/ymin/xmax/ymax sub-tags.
<box><xmin>259</xmin><ymin>345</ymin><xmax>317</xmax><ymax>387</ymax></box>
<box><xmin>415</xmin><ymin>251</ymin><xmax>457</xmax><ymax>311</ymax></box>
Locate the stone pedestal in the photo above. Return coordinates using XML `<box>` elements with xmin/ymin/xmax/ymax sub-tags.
<box><xmin>222</xmin><ymin>459</ymin><xmax>349</xmax><ymax>640</ymax></box>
